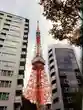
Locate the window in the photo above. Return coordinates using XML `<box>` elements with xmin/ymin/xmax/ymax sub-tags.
<box><xmin>22</xmin><ymin>48</ymin><xmax>27</xmax><ymax>52</ymax></box>
<box><xmin>4</xmin><ymin>23</ymin><xmax>10</xmax><ymax>26</ymax></box>
<box><xmin>0</xmin><ymin>80</ymin><xmax>12</xmax><ymax>88</ymax></box>
<box><xmin>52</xmin><ymin>88</ymin><xmax>57</xmax><ymax>93</ymax></box>
<box><xmin>5</xmin><ymin>81</ymin><xmax>12</xmax><ymax>87</ymax></box>
<box><xmin>1</xmin><ymin>32</ymin><xmax>6</xmax><ymax>35</ymax></box>
<box><xmin>25</xmin><ymin>24</ymin><xmax>28</xmax><ymax>26</ymax></box>
<box><xmin>17</xmin><ymin>79</ymin><xmax>23</xmax><ymax>85</ymax></box>
<box><xmin>51</xmin><ymin>80</ymin><xmax>56</xmax><ymax>84</ymax></box>
<box><xmin>0</xmin><ymin>81</ymin><xmax>4</xmax><ymax>87</ymax></box>
<box><xmin>3</xmin><ymin>28</ymin><xmax>9</xmax><ymax>31</ymax></box>
<box><xmin>25</xmin><ymin>19</ymin><xmax>29</xmax><ymax>23</ymax></box>
<box><xmin>23</xmin><ymin>37</ymin><xmax>28</xmax><ymax>40</ymax></box>
<box><xmin>51</xmin><ymin>72</ymin><xmax>55</xmax><ymax>77</ymax></box>
<box><xmin>5</xmin><ymin>81</ymin><xmax>9</xmax><ymax>87</ymax></box>
<box><xmin>24</xmin><ymin>28</ymin><xmax>28</xmax><ymax>30</ymax></box>
<box><xmin>23</xmin><ymin>42</ymin><xmax>27</xmax><ymax>46</ymax></box>
<box><xmin>14</xmin><ymin>103</ymin><xmax>21</xmax><ymax>110</ymax></box>
<box><xmin>19</xmin><ymin>70</ymin><xmax>24</xmax><ymax>75</ymax></box>
<box><xmin>21</xmin><ymin>54</ymin><xmax>26</xmax><ymax>58</ymax></box>
<box><xmin>6</xmin><ymin>19</ymin><xmax>11</xmax><ymax>22</ymax></box>
<box><xmin>24</xmin><ymin>32</ymin><xmax>28</xmax><ymax>35</ymax></box>
<box><xmin>49</xmin><ymin>59</ymin><xmax>54</xmax><ymax>64</ymax></box>
<box><xmin>0</xmin><ymin>106</ymin><xmax>7</xmax><ymax>110</ymax></box>
<box><xmin>7</xmin><ymin>15</ymin><xmax>12</xmax><ymax>18</ymax></box>
<box><xmin>0</xmin><ymin>13</ymin><xmax>4</xmax><ymax>15</ymax></box>
<box><xmin>0</xmin><ymin>44</ymin><xmax>3</xmax><ymax>47</ymax></box>
<box><xmin>0</xmin><ymin>38</ymin><xmax>4</xmax><ymax>41</ymax></box>
<box><xmin>0</xmin><ymin>70</ymin><xmax>13</xmax><ymax>76</ymax></box>
<box><xmin>48</xmin><ymin>49</ymin><xmax>52</xmax><ymax>53</ymax></box>
<box><xmin>16</xmin><ymin>90</ymin><xmax>22</xmax><ymax>96</ymax></box>
<box><xmin>50</xmin><ymin>65</ymin><xmax>54</xmax><ymax>71</ymax></box>
<box><xmin>9</xmin><ymin>81</ymin><xmax>12</xmax><ymax>87</ymax></box>
<box><xmin>0</xmin><ymin>92</ymin><xmax>9</xmax><ymax>100</ymax></box>
<box><xmin>3</xmin><ymin>93</ymin><xmax>9</xmax><ymax>100</ymax></box>
<box><xmin>49</xmin><ymin>54</ymin><xmax>53</xmax><ymax>58</ymax></box>
<box><xmin>20</xmin><ymin>61</ymin><xmax>25</xmax><ymax>66</ymax></box>
<box><xmin>53</xmin><ymin>97</ymin><xmax>59</xmax><ymax>103</ymax></box>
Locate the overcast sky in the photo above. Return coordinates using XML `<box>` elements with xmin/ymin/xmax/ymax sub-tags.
<box><xmin>0</xmin><ymin>0</ymin><xmax>81</xmax><ymax>89</ymax></box>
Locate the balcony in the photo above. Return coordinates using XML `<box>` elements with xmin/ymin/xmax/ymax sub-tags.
<box><xmin>52</xmin><ymin>83</ymin><xmax>57</xmax><ymax>90</ymax></box>
<box><xmin>15</xmin><ymin>96</ymin><xmax>21</xmax><ymax>103</ymax></box>
<box><xmin>51</xmin><ymin>75</ymin><xmax>56</xmax><ymax>82</ymax></box>
<box><xmin>23</xmin><ymin>45</ymin><xmax>26</xmax><ymax>49</ymax></box>
<box><xmin>21</xmin><ymin>51</ymin><xmax>26</xmax><ymax>55</ymax></box>
<box><xmin>19</xmin><ymin>66</ymin><xmax>24</xmax><ymax>70</ymax></box>
<box><xmin>49</xmin><ymin>56</ymin><xmax>54</xmax><ymax>61</ymax></box>
<box><xmin>18</xmin><ymin>75</ymin><xmax>23</xmax><ymax>79</ymax></box>
<box><xmin>50</xmin><ymin>68</ymin><xmax>55</xmax><ymax>74</ymax></box>
<box><xmin>49</xmin><ymin>61</ymin><xmax>55</xmax><ymax>67</ymax></box>
<box><xmin>3</xmin><ymin>25</ymin><xmax>10</xmax><ymax>29</ymax></box>
<box><xmin>20</xmin><ymin>58</ymin><xmax>25</xmax><ymax>62</ymax></box>
<box><xmin>23</xmin><ymin>40</ymin><xmax>27</xmax><ymax>43</ymax></box>
<box><xmin>17</xmin><ymin>85</ymin><xmax>23</xmax><ymax>90</ymax></box>
<box><xmin>48</xmin><ymin>50</ymin><xmax>52</xmax><ymax>55</ymax></box>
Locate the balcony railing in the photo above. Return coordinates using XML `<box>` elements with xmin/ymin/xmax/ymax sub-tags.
<box><xmin>19</xmin><ymin>66</ymin><xmax>24</xmax><ymax>70</ymax></box>
<box><xmin>17</xmin><ymin>85</ymin><xmax>23</xmax><ymax>90</ymax></box>
<box><xmin>18</xmin><ymin>75</ymin><xmax>23</xmax><ymax>79</ymax></box>
<box><xmin>15</xmin><ymin>96</ymin><xmax>21</xmax><ymax>103</ymax></box>
<box><xmin>20</xmin><ymin>58</ymin><xmax>25</xmax><ymax>62</ymax></box>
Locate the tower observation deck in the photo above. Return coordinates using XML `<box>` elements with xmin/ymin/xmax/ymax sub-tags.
<box><xmin>25</xmin><ymin>21</ymin><xmax>51</xmax><ymax>110</ymax></box>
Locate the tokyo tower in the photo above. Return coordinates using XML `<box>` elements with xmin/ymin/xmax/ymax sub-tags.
<box><xmin>24</xmin><ymin>21</ymin><xmax>51</xmax><ymax>110</ymax></box>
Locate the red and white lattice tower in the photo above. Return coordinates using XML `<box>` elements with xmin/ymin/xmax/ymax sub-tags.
<box><xmin>25</xmin><ymin>21</ymin><xmax>51</xmax><ymax>110</ymax></box>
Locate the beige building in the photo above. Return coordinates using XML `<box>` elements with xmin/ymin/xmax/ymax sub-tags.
<box><xmin>0</xmin><ymin>11</ymin><xmax>29</xmax><ymax>110</ymax></box>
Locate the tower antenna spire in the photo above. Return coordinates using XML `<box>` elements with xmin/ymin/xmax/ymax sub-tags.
<box><xmin>37</xmin><ymin>21</ymin><xmax>39</xmax><ymax>31</ymax></box>
<box><xmin>36</xmin><ymin>21</ymin><xmax>41</xmax><ymax>56</ymax></box>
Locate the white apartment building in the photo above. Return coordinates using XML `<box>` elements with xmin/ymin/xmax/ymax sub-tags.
<box><xmin>48</xmin><ymin>44</ymin><xmax>82</xmax><ymax>110</ymax></box>
<box><xmin>0</xmin><ymin>11</ymin><xmax>29</xmax><ymax>110</ymax></box>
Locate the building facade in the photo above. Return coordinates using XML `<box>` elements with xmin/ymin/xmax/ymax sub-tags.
<box><xmin>48</xmin><ymin>44</ymin><xmax>82</xmax><ymax>110</ymax></box>
<box><xmin>0</xmin><ymin>11</ymin><xmax>29</xmax><ymax>110</ymax></box>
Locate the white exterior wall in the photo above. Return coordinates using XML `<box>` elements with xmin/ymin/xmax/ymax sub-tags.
<box><xmin>0</xmin><ymin>11</ymin><xmax>29</xmax><ymax>110</ymax></box>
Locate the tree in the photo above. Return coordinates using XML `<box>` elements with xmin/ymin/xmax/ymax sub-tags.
<box><xmin>39</xmin><ymin>0</ymin><xmax>83</xmax><ymax>46</ymax></box>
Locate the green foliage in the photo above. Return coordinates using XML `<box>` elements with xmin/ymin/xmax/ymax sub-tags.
<box><xmin>40</xmin><ymin>0</ymin><xmax>83</xmax><ymax>46</ymax></box>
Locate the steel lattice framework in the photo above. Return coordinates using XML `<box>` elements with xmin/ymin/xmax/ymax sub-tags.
<box><xmin>25</xmin><ymin>21</ymin><xmax>51</xmax><ymax>109</ymax></box>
